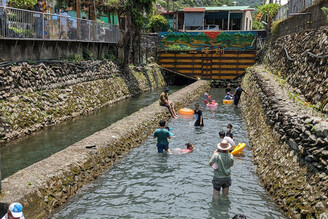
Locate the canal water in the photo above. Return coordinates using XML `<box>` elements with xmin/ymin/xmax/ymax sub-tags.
<box><xmin>53</xmin><ymin>88</ymin><xmax>284</xmax><ymax>218</ymax></box>
<box><xmin>1</xmin><ymin>86</ymin><xmax>181</xmax><ymax>179</ymax></box>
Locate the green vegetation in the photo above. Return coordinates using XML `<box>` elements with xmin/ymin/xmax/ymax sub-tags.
<box><xmin>321</xmin><ymin>7</ymin><xmax>328</xmax><ymax>24</ymax></box>
<box><xmin>252</xmin><ymin>20</ymin><xmax>265</xmax><ymax>30</ymax></box>
<box><xmin>149</xmin><ymin>15</ymin><xmax>169</xmax><ymax>32</ymax></box>
<box><xmin>256</xmin><ymin>3</ymin><xmax>280</xmax><ymax>31</ymax></box>
<box><xmin>10</xmin><ymin>0</ymin><xmax>37</xmax><ymax>10</ymax></box>
<box><xmin>83</xmin><ymin>49</ymin><xmax>94</xmax><ymax>60</ymax></box>
<box><xmin>157</xmin><ymin>0</ymin><xmax>232</xmax><ymax>10</ymax></box>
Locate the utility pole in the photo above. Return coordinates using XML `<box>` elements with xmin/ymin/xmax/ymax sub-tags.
<box><xmin>76</xmin><ymin>0</ymin><xmax>80</xmax><ymax>18</ymax></box>
<box><xmin>167</xmin><ymin>0</ymin><xmax>170</xmax><ymax>12</ymax></box>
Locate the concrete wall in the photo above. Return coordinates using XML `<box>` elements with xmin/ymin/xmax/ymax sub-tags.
<box><xmin>0</xmin><ymin>80</ymin><xmax>210</xmax><ymax>219</ymax></box>
<box><xmin>0</xmin><ymin>39</ymin><xmax>116</xmax><ymax>61</ymax></box>
<box><xmin>241</xmin><ymin>66</ymin><xmax>328</xmax><ymax>218</ymax></box>
<box><xmin>0</xmin><ymin>62</ymin><xmax>166</xmax><ymax>142</ymax></box>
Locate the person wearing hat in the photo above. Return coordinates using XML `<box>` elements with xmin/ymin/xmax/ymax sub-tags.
<box><xmin>2</xmin><ymin>202</ymin><xmax>25</xmax><ymax>219</ymax></box>
<box><xmin>209</xmin><ymin>139</ymin><xmax>234</xmax><ymax>199</ymax></box>
<box><xmin>159</xmin><ymin>87</ymin><xmax>178</xmax><ymax>119</ymax></box>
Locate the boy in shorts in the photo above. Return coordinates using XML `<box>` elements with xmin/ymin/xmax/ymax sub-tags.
<box><xmin>154</xmin><ymin>120</ymin><xmax>172</xmax><ymax>154</ymax></box>
<box><xmin>209</xmin><ymin>140</ymin><xmax>234</xmax><ymax>200</ymax></box>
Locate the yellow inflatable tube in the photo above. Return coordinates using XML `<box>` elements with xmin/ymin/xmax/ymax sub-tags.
<box><xmin>179</xmin><ymin>108</ymin><xmax>194</xmax><ymax>115</ymax></box>
<box><xmin>223</xmin><ymin>99</ymin><xmax>233</xmax><ymax>104</ymax></box>
<box><xmin>231</xmin><ymin>143</ymin><xmax>246</xmax><ymax>155</ymax></box>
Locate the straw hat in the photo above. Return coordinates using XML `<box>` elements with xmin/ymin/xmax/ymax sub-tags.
<box><xmin>217</xmin><ymin>139</ymin><xmax>232</xmax><ymax>151</ymax></box>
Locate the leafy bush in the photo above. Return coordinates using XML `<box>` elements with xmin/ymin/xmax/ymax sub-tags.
<box><xmin>149</xmin><ymin>15</ymin><xmax>168</xmax><ymax>33</ymax></box>
<box><xmin>321</xmin><ymin>7</ymin><xmax>328</xmax><ymax>23</ymax></box>
<box><xmin>252</xmin><ymin>21</ymin><xmax>265</xmax><ymax>30</ymax></box>
<box><xmin>83</xmin><ymin>49</ymin><xmax>93</xmax><ymax>60</ymax></box>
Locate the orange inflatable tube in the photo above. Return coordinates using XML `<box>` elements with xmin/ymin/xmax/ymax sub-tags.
<box><xmin>179</xmin><ymin>108</ymin><xmax>194</xmax><ymax>115</ymax></box>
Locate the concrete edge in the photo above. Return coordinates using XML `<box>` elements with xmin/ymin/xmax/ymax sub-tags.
<box><xmin>0</xmin><ymin>80</ymin><xmax>210</xmax><ymax>219</ymax></box>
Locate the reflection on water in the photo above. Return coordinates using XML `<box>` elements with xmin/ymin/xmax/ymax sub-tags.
<box><xmin>1</xmin><ymin>86</ymin><xmax>181</xmax><ymax>178</ymax></box>
<box><xmin>52</xmin><ymin>88</ymin><xmax>284</xmax><ymax>219</ymax></box>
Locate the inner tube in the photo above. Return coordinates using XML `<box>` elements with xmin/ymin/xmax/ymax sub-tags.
<box><xmin>231</xmin><ymin>143</ymin><xmax>246</xmax><ymax>155</ymax></box>
<box><xmin>179</xmin><ymin>108</ymin><xmax>194</xmax><ymax>115</ymax></box>
<box><xmin>223</xmin><ymin>99</ymin><xmax>233</xmax><ymax>104</ymax></box>
<box><xmin>206</xmin><ymin>103</ymin><xmax>218</xmax><ymax>107</ymax></box>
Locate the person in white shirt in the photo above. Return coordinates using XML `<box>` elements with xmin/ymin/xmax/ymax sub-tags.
<box><xmin>219</xmin><ymin>130</ymin><xmax>236</xmax><ymax>149</ymax></box>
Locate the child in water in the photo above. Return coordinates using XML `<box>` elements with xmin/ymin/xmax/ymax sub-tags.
<box><xmin>226</xmin><ymin>124</ymin><xmax>234</xmax><ymax>140</ymax></box>
<box><xmin>166</xmin><ymin>127</ymin><xmax>175</xmax><ymax>137</ymax></box>
<box><xmin>180</xmin><ymin>142</ymin><xmax>194</xmax><ymax>153</ymax></box>
<box><xmin>224</xmin><ymin>92</ymin><xmax>233</xmax><ymax>100</ymax></box>
<box><xmin>204</xmin><ymin>89</ymin><xmax>212</xmax><ymax>104</ymax></box>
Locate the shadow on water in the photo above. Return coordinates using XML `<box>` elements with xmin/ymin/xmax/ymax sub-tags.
<box><xmin>52</xmin><ymin>88</ymin><xmax>285</xmax><ymax>219</ymax></box>
<box><xmin>0</xmin><ymin>86</ymin><xmax>181</xmax><ymax>179</ymax></box>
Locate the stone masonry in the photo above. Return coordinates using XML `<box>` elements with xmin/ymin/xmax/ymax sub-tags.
<box><xmin>0</xmin><ymin>61</ymin><xmax>165</xmax><ymax>142</ymax></box>
<box><xmin>241</xmin><ymin>65</ymin><xmax>328</xmax><ymax>218</ymax></box>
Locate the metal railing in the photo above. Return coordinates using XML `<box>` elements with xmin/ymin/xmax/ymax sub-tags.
<box><xmin>0</xmin><ymin>6</ymin><xmax>120</xmax><ymax>43</ymax></box>
<box><xmin>274</xmin><ymin>0</ymin><xmax>321</xmax><ymax>21</ymax></box>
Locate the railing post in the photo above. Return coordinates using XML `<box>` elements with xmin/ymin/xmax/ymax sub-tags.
<box><xmin>89</xmin><ymin>21</ymin><xmax>91</xmax><ymax>41</ymax></box>
<box><xmin>42</xmin><ymin>13</ymin><xmax>44</xmax><ymax>39</ymax></box>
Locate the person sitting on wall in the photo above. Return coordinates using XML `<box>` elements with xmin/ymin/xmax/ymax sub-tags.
<box><xmin>159</xmin><ymin>87</ymin><xmax>178</xmax><ymax>118</ymax></box>
<box><xmin>2</xmin><ymin>202</ymin><xmax>25</xmax><ymax>219</ymax></box>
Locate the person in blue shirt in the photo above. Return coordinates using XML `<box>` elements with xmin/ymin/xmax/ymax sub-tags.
<box><xmin>154</xmin><ymin>120</ymin><xmax>172</xmax><ymax>154</ymax></box>
<box><xmin>233</xmin><ymin>84</ymin><xmax>248</xmax><ymax>107</ymax></box>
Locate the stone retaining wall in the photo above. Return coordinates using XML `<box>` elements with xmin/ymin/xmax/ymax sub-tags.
<box><xmin>0</xmin><ymin>80</ymin><xmax>210</xmax><ymax>219</ymax></box>
<box><xmin>267</xmin><ymin>26</ymin><xmax>328</xmax><ymax>114</ymax></box>
<box><xmin>0</xmin><ymin>62</ymin><xmax>165</xmax><ymax>142</ymax></box>
<box><xmin>241</xmin><ymin>65</ymin><xmax>328</xmax><ymax>218</ymax></box>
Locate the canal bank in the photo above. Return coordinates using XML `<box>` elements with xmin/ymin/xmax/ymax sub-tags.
<box><xmin>1</xmin><ymin>86</ymin><xmax>181</xmax><ymax>179</ymax></box>
<box><xmin>0</xmin><ymin>61</ymin><xmax>165</xmax><ymax>142</ymax></box>
<box><xmin>241</xmin><ymin>65</ymin><xmax>328</xmax><ymax>218</ymax></box>
<box><xmin>0</xmin><ymin>80</ymin><xmax>210</xmax><ymax>219</ymax></box>
<box><xmin>53</xmin><ymin>88</ymin><xmax>284</xmax><ymax>218</ymax></box>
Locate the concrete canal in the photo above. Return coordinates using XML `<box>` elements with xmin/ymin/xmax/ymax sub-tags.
<box><xmin>52</xmin><ymin>88</ymin><xmax>284</xmax><ymax>218</ymax></box>
<box><xmin>1</xmin><ymin>86</ymin><xmax>181</xmax><ymax>179</ymax></box>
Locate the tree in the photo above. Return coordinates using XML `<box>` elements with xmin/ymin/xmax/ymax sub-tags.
<box><xmin>10</xmin><ymin>0</ymin><xmax>37</xmax><ymax>10</ymax></box>
<box><xmin>149</xmin><ymin>15</ymin><xmax>168</xmax><ymax>32</ymax></box>
<box><xmin>256</xmin><ymin>3</ymin><xmax>280</xmax><ymax>30</ymax></box>
<box><xmin>107</xmin><ymin>0</ymin><xmax>155</xmax><ymax>72</ymax></box>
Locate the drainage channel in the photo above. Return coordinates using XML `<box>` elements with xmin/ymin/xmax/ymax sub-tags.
<box><xmin>1</xmin><ymin>86</ymin><xmax>181</xmax><ymax>179</ymax></box>
<box><xmin>53</xmin><ymin>88</ymin><xmax>284</xmax><ymax>218</ymax></box>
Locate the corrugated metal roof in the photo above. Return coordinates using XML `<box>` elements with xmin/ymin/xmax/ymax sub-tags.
<box><xmin>203</xmin><ymin>6</ymin><xmax>255</xmax><ymax>11</ymax></box>
<box><xmin>183</xmin><ymin>7</ymin><xmax>206</xmax><ymax>12</ymax></box>
<box><xmin>179</xmin><ymin>6</ymin><xmax>255</xmax><ymax>12</ymax></box>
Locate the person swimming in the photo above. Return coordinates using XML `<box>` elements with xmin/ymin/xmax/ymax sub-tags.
<box><xmin>180</xmin><ymin>142</ymin><xmax>194</xmax><ymax>153</ymax></box>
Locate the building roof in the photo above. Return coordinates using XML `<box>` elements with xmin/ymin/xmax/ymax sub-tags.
<box><xmin>183</xmin><ymin>7</ymin><xmax>206</xmax><ymax>12</ymax></box>
<box><xmin>180</xmin><ymin>6</ymin><xmax>255</xmax><ymax>12</ymax></box>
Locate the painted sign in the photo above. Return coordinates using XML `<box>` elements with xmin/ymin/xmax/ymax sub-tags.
<box><xmin>159</xmin><ymin>31</ymin><xmax>257</xmax><ymax>51</ymax></box>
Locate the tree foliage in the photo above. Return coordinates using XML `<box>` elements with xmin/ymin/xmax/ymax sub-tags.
<box><xmin>256</xmin><ymin>3</ymin><xmax>280</xmax><ymax>18</ymax></box>
<box><xmin>10</xmin><ymin>0</ymin><xmax>37</xmax><ymax>10</ymax></box>
<box><xmin>149</xmin><ymin>15</ymin><xmax>168</xmax><ymax>32</ymax></box>
<box><xmin>252</xmin><ymin>20</ymin><xmax>264</xmax><ymax>30</ymax></box>
<box><xmin>158</xmin><ymin>0</ymin><xmax>232</xmax><ymax>10</ymax></box>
